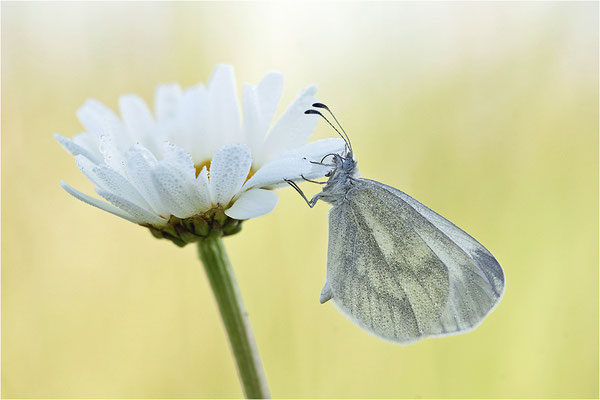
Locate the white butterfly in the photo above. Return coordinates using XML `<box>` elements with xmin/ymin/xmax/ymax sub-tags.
<box><xmin>286</xmin><ymin>104</ymin><xmax>505</xmax><ymax>344</ymax></box>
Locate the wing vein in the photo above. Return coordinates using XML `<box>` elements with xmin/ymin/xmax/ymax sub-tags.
<box><xmin>347</xmin><ymin>203</ymin><xmax>424</xmax><ymax>334</ymax></box>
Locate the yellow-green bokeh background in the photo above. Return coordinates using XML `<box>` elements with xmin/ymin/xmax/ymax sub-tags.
<box><xmin>2</xmin><ymin>2</ymin><xmax>598</xmax><ymax>398</ymax></box>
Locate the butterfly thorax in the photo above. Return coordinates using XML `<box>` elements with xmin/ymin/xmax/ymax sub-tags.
<box><xmin>319</xmin><ymin>151</ymin><xmax>360</xmax><ymax>206</ymax></box>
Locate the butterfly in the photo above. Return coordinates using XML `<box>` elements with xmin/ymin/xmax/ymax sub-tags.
<box><xmin>286</xmin><ymin>103</ymin><xmax>505</xmax><ymax>344</ymax></box>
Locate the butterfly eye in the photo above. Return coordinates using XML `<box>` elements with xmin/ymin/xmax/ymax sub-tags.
<box><xmin>326</xmin><ymin>171</ymin><xmax>333</xmax><ymax>177</ymax></box>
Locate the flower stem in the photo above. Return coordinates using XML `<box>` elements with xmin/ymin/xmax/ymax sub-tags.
<box><xmin>197</xmin><ymin>237</ymin><xmax>270</xmax><ymax>399</ymax></box>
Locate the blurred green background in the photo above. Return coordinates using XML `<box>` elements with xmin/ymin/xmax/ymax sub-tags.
<box><xmin>2</xmin><ymin>2</ymin><xmax>598</xmax><ymax>399</ymax></box>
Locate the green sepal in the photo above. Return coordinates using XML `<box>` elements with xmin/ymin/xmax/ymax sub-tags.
<box><xmin>142</xmin><ymin>207</ymin><xmax>243</xmax><ymax>247</ymax></box>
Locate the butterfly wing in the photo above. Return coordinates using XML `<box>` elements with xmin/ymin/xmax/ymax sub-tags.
<box><xmin>324</xmin><ymin>179</ymin><xmax>505</xmax><ymax>344</ymax></box>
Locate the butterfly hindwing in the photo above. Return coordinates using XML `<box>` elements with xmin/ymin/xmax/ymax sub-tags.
<box><xmin>324</xmin><ymin>179</ymin><xmax>504</xmax><ymax>343</ymax></box>
<box><xmin>326</xmin><ymin>182</ymin><xmax>450</xmax><ymax>344</ymax></box>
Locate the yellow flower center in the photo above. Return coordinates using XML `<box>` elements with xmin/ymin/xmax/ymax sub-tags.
<box><xmin>194</xmin><ymin>160</ymin><xmax>212</xmax><ymax>178</ymax></box>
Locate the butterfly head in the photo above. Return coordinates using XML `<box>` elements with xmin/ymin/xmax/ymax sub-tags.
<box><xmin>325</xmin><ymin>150</ymin><xmax>356</xmax><ymax>177</ymax></box>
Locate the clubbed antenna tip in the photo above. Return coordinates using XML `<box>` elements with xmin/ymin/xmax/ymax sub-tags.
<box><xmin>304</xmin><ymin>109</ymin><xmax>321</xmax><ymax>115</ymax></box>
<box><xmin>312</xmin><ymin>102</ymin><xmax>330</xmax><ymax>111</ymax></box>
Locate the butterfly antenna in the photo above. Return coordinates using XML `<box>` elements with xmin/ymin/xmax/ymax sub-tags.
<box><xmin>304</xmin><ymin>109</ymin><xmax>352</xmax><ymax>153</ymax></box>
<box><xmin>312</xmin><ymin>103</ymin><xmax>353</xmax><ymax>153</ymax></box>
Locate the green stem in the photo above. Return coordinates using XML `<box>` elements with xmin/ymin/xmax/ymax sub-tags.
<box><xmin>197</xmin><ymin>237</ymin><xmax>270</xmax><ymax>399</ymax></box>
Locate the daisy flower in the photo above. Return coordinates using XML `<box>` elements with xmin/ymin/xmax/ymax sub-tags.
<box><xmin>56</xmin><ymin>64</ymin><xmax>344</xmax><ymax>246</ymax></box>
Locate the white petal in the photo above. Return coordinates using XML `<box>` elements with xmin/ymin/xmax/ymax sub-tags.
<box><xmin>208</xmin><ymin>64</ymin><xmax>241</xmax><ymax>146</ymax></box>
<box><xmin>159</xmin><ymin>142</ymin><xmax>213</xmax><ymax>213</ymax></box>
<box><xmin>123</xmin><ymin>145</ymin><xmax>170</xmax><ymax>216</ymax></box>
<box><xmin>259</xmin><ymin>85</ymin><xmax>319</xmax><ymax>165</ymax></box>
<box><xmin>55</xmin><ymin>133</ymin><xmax>102</xmax><ymax>164</ymax></box>
<box><xmin>177</xmin><ymin>84</ymin><xmax>214</xmax><ymax>162</ymax></box>
<box><xmin>225</xmin><ymin>189</ymin><xmax>278</xmax><ymax>220</ymax></box>
<box><xmin>209</xmin><ymin>144</ymin><xmax>252</xmax><ymax>206</ymax></box>
<box><xmin>60</xmin><ymin>181</ymin><xmax>141</xmax><ymax>224</ymax></box>
<box><xmin>118</xmin><ymin>94</ymin><xmax>155</xmax><ymax>143</ymax></box>
<box><xmin>96</xmin><ymin>188</ymin><xmax>167</xmax><ymax>226</ymax></box>
<box><xmin>191</xmin><ymin>166</ymin><xmax>212</xmax><ymax>211</ymax></box>
<box><xmin>242</xmin><ymin>83</ymin><xmax>264</xmax><ymax>151</ymax></box>
<box><xmin>154</xmin><ymin>83</ymin><xmax>182</xmax><ymax>122</ymax></box>
<box><xmin>243</xmin><ymin>156</ymin><xmax>332</xmax><ymax>191</ymax></box>
<box><xmin>151</xmin><ymin>162</ymin><xmax>199</xmax><ymax>219</ymax></box>
<box><xmin>77</xmin><ymin>101</ymin><xmax>131</xmax><ymax>154</ymax></box>
<box><xmin>93</xmin><ymin>164</ymin><xmax>152</xmax><ymax>210</ymax></box>
<box><xmin>76</xmin><ymin>99</ymin><xmax>122</xmax><ymax>137</ymax></box>
<box><xmin>75</xmin><ymin>155</ymin><xmax>104</xmax><ymax>188</ymax></box>
<box><xmin>256</xmin><ymin>71</ymin><xmax>283</xmax><ymax>128</ymax></box>
<box><xmin>242</xmin><ymin>72</ymin><xmax>284</xmax><ymax>153</ymax></box>
<box><xmin>243</xmin><ymin>139</ymin><xmax>346</xmax><ymax>190</ymax></box>
<box><xmin>96</xmin><ymin>128</ymin><xmax>128</xmax><ymax>172</ymax></box>
<box><xmin>162</xmin><ymin>142</ymin><xmax>196</xmax><ymax>180</ymax></box>
<box><xmin>274</xmin><ymin>137</ymin><xmax>346</xmax><ymax>162</ymax></box>
<box><xmin>72</xmin><ymin>133</ymin><xmax>103</xmax><ymax>162</ymax></box>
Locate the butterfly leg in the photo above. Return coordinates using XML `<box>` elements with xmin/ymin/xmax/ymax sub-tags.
<box><xmin>284</xmin><ymin>179</ymin><xmax>321</xmax><ymax>208</ymax></box>
<box><xmin>309</xmin><ymin>161</ymin><xmax>335</xmax><ymax>167</ymax></box>
<box><xmin>301</xmin><ymin>174</ymin><xmax>327</xmax><ymax>185</ymax></box>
